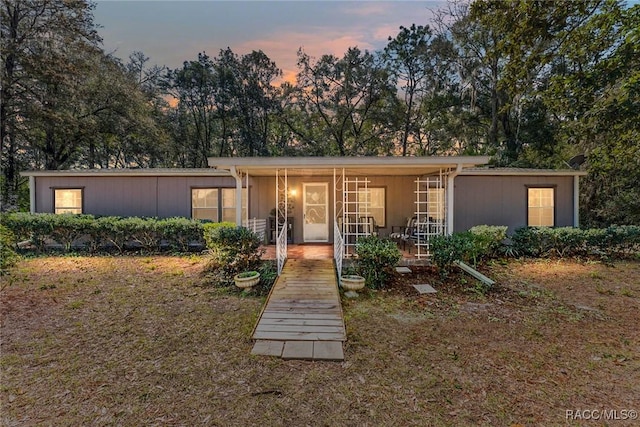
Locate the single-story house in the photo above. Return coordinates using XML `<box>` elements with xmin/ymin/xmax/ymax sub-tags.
<box><xmin>21</xmin><ymin>156</ymin><xmax>586</xmax><ymax>269</ymax></box>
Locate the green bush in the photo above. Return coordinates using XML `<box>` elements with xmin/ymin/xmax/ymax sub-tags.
<box><xmin>0</xmin><ymin>213</ymin><xmax>206</xmax><ymax>254</ymax></box>
<box><xmin>258</xmin><ymin>260</ymin><xmax>278</xmax><ymax>291</ymax></box>
<box><xmin>159</xmin><ymin>217</ymin><xmax>204</xmax><ymax>251</ymax></box>
<box><xmin>0</xmin><ymin>224</ymin><xmax>19</xmax><ymax>274</ymax></box>
<box><xmin>202</xmin><ymin>222</ymin><xmax>236</xmax><ymax>247</ymax></box>
<box><xmin>512</xmin><ymin>226</ymin><xmax>640</xmax><ymax>259</ymax></box>
<box><xmin>1</xmin><ymin>212</ymin><xmax>54</xmax><ymax>252</ymax></box>
<box><xmin>431</xmin><ymin>227</ymin><xmax>506</xmax><ymax>276</ymax></box>
<box><xmin>469</xmin><ymin>225</ymin><xmax>507</xmax><ymax>258</ymax></box>
<box><xmin>430</xmin><ymin>232</ymin><xmax>476</xmax><ymax>276</ymax></box>
<box><xmin>204</xmin><ymin>225</ymin><xmax>264</xmax><ymax>284</ymax></box>
<box><xmin>49</xmin><ymin>214</ymin><xmax>95</xmax><ymax>251</ymax></box>
<box><xmin>354</xmin><ymin>235</ymin><xmax>402</xmax><ymax>289</ymax></box>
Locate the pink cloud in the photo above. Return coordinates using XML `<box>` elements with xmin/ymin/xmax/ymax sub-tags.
<box><xmin>374</xmin><ymin>24</ymin><xmax>403</xmax><ymax>42</ymax></box>
<box><xmin>342</xmin><ymin>3</ymin><xmax>391</xmax><ymax>17</ymax></box>
<box><xmin>232</xmin><ymin>30</ymin><xmax>377</xmax><ymax>85</ymax></box>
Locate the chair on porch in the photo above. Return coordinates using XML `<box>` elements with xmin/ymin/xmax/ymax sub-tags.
<box><xmin>390</xmin><ymin>216</ymin><xmax>416</xmax><ymax>251</ymax></box>
<box><xmin>358</xmin><ymin>216</ymin><xmax>378</xmax><ymax>237</ymax></box>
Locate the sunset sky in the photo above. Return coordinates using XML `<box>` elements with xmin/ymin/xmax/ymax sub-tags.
<box><xmin>94</xmin><ymin>1</ymin><xmax>445</xmax><ymax>82</ymax></box>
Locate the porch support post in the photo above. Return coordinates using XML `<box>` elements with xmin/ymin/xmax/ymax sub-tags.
<box><xmin>446</xmin><ymin>164</ymin><xmax>463</xmax><ymax>235</ymax></box>
<box><xmin>573</xmin><ymin>175</ymin><xmax>580</xmax><ymax>227</ymax></box>
<box><xmin>29</xmin><ymin>176</ymin><xmax>36</xmax><ymax>214</ymax></box>
<box><xmin>245</xmin><ymin>170</ymin><xmax>249</xmax><ymax>224</ymax></box>
<box><xmin>230</xmin><ymin>166</ymin><xmax>243</xmax><ymax>226</ymax></box>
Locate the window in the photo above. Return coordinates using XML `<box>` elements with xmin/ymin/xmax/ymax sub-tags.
<box><xmin>357</xmin><ymin>187</ymin><xmax>385</xmax><ymax>228</ymax></box>
<box><xmin>192</xmin><ymin>189</ymin><xmax>219</xmax><ymax>221</ymax></box>
<box><xmin>54</xmin><ymin>189</ymin><xmax>83</xmax><ymax>214</ymax></box>
<box><xmin>528</xmin><ymin>187</ymin><xmax>554</xmax><ymax>226</ymax></box>
<box><xmin>426</xmin><ymin>188</ymin><xmax>445</xmax><ymax>221</ymax></box>
<box><xmin>192</xmin><ymin>188</ymin><xmax>247</xmax><ymax>223</ymax></box>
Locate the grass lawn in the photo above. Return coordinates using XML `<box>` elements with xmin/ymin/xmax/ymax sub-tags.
<box><xmin>1</xmin><ymin>256</ymin><xmax>639</xmax><ymax>426</ymax></box>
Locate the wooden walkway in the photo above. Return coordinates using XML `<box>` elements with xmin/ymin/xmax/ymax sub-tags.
<box><xmin>251</xmin><ymin>259</ymin><xmax>346</xmax><ymax>361</ymax></box>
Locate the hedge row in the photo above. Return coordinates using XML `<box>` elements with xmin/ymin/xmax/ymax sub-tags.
<box><xmin>511</xmin><ymin>225</ymin><xmax>640</xmax><ymax>258</ymax></box>
<box><xmin>430</xmin><ymin>225</ymin><xmax>640</xmax><ymax>276</ymax></box>
<box><xmin>1</xmin><ymin>224</ymin><xmax>19</xmax><ymax>273</ymax></box>
<box><xmin>1</xmin><ymin>213</ymin><xmax>206</xmax><ymax>253</ymax></box>
<box><xmin>430</xmin><ymin>225</ymin><xmax>507</xmax><ymax>276</ymax></box>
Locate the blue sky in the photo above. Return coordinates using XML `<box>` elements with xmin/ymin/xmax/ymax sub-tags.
<box><xmin>94</xmin><ymin>1</ymin><xmax>444</xmax><ymax>81</ymax></box>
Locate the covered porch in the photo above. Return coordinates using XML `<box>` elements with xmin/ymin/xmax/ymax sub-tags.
<box><xmin>262</xmin><ymin>244</ymin><xmax>432</xmax><ymax>266</ymax></box>
<box><xmin>208</xmin><ymin>156</ymin><xmax>490</xmax><ymax>276</ymax></box>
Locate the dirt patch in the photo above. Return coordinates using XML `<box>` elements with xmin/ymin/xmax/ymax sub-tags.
<box><xmin>2</xmin><ymin>256</ymin><xmax>639</xmax><ymax>426</ymax></box>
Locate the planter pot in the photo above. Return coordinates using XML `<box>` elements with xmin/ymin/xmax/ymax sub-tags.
<box><xmin>340</xmin><ymin>275</ymin><xmax>365</xmax><ymax>291</ymax></box>
<box><xmin>234</xmin><ymin>272</ymin><xmax>260</xmax><ymax>289</ymax></box>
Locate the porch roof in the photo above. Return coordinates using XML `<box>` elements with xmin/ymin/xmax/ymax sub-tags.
<box><xmin>207</xmin><ymin>156</ymin><xmax>491</xmax><ymax>177</ymax></box>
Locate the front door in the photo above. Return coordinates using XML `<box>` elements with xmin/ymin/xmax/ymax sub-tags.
<box><xmin>303</xmin><ymin>183</ymin><xmax>329</xmax><ymax>242</ymax></box>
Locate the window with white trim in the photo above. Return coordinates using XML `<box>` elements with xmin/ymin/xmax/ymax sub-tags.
<box><xmin>54</xmin><ymin>189</ymin><xmax>83</xmax><ymax>214</ymax></box>
<box><xmin>426</xmin><ymin>188</ymin><xmax>445</xmax><ymax>221</ymax></box>
<box><xmin>528</xmin><ymin>187</ymin><xmax>554</xmax><ymax>226</ymax></box>
<box><xmin>357</xmin><ymin>187</ymin><xmax>385</xmax><ymax>228</ymax></box>
<box><xmin>192</xmin><ymin>188</ymin><xmax>247</xmax><ymax>223</ymax></box>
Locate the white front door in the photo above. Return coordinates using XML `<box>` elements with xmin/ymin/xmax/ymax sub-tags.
<box><xmin>303</xmin><ymin>183</ymin><xmax>329</xmax><ymax>242</ymax></box>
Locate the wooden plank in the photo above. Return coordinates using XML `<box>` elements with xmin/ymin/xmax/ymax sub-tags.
<box><xmin>265</xmin><ymin>307</ymin><xmax>340</xmax><ymax>317</ymax></box>
<box><xmin>255</xmin><ymin>325</ymin><xmax>344</xmax><ymax>333</ymax></box>
<box><xmin>259</xmin><ymin>318</ymin><xmax>344</xmax><ymax>326</ymax></box>
<box><xmin>282</xmin><ymin>341</ymin><xmax>314</xmax><ymax>360</ymax></box>
<box><xmin>253</xmin><ymin>331</ymin><xmax>346</xmax><ymax>341</ymax></box>
<box><xmin>252</xmin><ymin>258</ymin><xmax>347</xmax><ymax>346</ymax></box>
<box><xmin>262</xmin><ymin>308</ymin><xmax>340</xmax><ymax>314</ymax></box>
<box><xmin>313</xmin><ymin>341</ymin><xmax>344</xmax><ymax>361</ymax></box>
<box><xmin>454</xmin><ymin>261</ymin><xmax>496</xmax><ymax>286</ymax></box>
<box><xmin>265</xmin><ymin>302</ymin><xmax>339</xmax><ymax>309</ymax></box>
<box><xmin>261</xmin><ymin>312</ymin><xmax>340</xmax><ymax>320</ymax></box>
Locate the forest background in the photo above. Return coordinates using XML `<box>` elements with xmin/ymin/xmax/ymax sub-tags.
<box><xmin>1</xmin><ymin>0</ymin><xmax>638</xmax><ymax>226</ymax></box>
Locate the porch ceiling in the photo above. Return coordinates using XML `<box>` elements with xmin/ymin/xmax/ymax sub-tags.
<box><xmin>208</xmin><ymin>156</ymin><xmax>490</xmax><ymax>177</ymax></box>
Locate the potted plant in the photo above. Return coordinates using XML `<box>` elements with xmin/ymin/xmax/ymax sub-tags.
<box><xmin>340</xmin><ymin>274</ymin><xmax>365</xmax><ymax>291</ymax></box>
<box><xmin>234</xmin><ymin>271</ymin><xmax>260</xmax><ymax>289</ymax></box>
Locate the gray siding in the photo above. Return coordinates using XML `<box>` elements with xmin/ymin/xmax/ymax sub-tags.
<box><xmin>33</xmin><ymin>173</ymin><xmax>577</xmax><ymax>241</ymax></box>
<box><xmin>454</xmin><ymin>175</ymin><xmax>575</xmax><ymax>233</ymax></box>
<box><xmin>249</xmin><ymin>175</ymin><xmax>421</xmax><ymax>244</ymax></box>
<box><xmin>34</xmin><ymin>176</ymin><xmax>236</xmax><ymax>218</ymax></box>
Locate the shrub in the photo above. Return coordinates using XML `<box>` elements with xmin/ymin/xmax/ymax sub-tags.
<box><xmin>603</xmin><ymin>225</ymin><xmax>640</xmax><ymax>255</ymax></box>
<box><xmin>49</xmin><ymin>214</ymin><xmax>95</xmax><ymax>251</ymax></box>
<box><xmin>551</xmin><ymin>227</ymin><xmax>585</xmax><ymax>257</ymax></box>
<box><xmin>354</xmin><ymin>235</ymin><xmax>401</xmax><ymax>289</ymax></box>
<box><xmin>512</xmin><ymin>227</ymin><xmax>549</xmax><ymax>257</ymax></box>
<box><xmin>1</xmin><ymin>212</ymin><xmax>54</xmax><ymax>252</ymax></box>
<box><xmin>430</xmin><ymin>232</ymin><xmax>476</xmax><ymax>277</ymax></box>
<box><xmin>258</xmin><ymin>260</ymin><xmax>278</xmax><ymax>289</ymax></box>
<box><xmin>158</xmin><ymin>217</ymin><xmax>204</xmax><ymax>251</ymax></box>
<box><xmin>204</xmin><ymin>225</ymin><xmax>264</xmax><ymax>284</ymax></box>
<box><xmin>1</xmin><ymin>213</ymin><xmax>206</xmax><ymax>254</ymax></box>
<box><xmin>469</xmin><ymin>225</ymin><xmax>507</xmax><ymax>258</ymax></box>
<box><xmin>512</xmin><ymin>226</ymin><xmax>640</xmax><ymax>259</ymax></box>
<box><xmin>0</xmin><ymin>224</ymin><xmax>19</xmax><ymax>274</ymax></box>
<box><xmin>202</xmin><ymin>222</ymin><xmax>236</xmax><ymax>247</ymax></box>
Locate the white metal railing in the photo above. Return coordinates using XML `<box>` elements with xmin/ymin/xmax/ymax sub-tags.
<box><xmin>333</xmin><ymin>220</ymin><xmax>344</xmax><ymax>283</ymax></box>
<box><xmin>276</xmin><ymin>221</ymin><xmax>287</xmax><ymax>275</ymax></box>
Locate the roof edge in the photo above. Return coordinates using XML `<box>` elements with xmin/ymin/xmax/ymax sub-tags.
<box><xmin>207</xmin><ymin>155</ymin><xmax>491</xmax><ymax>169</ymax></box>
<box><xmin>20</xmin><ymin>168</ymin><xmax>231</xmax><ymax>177</ymax></box>
<box><xmin>458</xmin><ymin>168</ymin><xmax>587</xmax><ymax>177</ymax></box>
